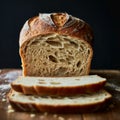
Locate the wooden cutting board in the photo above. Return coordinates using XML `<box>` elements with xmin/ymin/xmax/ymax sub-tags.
<box><xmin>0</xmin><ymin>69</ymin><xmax>120</xmax><ymax>120</ymax></box>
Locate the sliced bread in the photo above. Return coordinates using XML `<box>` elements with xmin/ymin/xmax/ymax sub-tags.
<box><xmin>11</xmin><ymin>75</ymin><xmax>106</xmax><ymax>96</ymax></box>
<box><xmin>8</xmin><ymin>89</ymin><xmax>112</xmax><ymax>113</ymax></box>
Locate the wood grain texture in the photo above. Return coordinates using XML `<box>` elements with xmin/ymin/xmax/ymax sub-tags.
<box><xmin>0</xmin><ymin>69</ymin><xmax>120</xmax><ymax>120</ymax></box>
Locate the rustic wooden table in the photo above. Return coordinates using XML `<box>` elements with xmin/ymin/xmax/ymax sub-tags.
<box><xmin>0</xmin><ymin>69</ymin><xmax>120</xmax><ymax>120</ymax></box>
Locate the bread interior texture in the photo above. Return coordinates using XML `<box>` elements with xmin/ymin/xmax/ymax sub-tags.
<box><xmin>20</xmin><ymin>34</ymin><xmax>93</xmax><ymax>76</ymax></box>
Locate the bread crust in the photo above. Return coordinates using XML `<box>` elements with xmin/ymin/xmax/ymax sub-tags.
<box><xmin>11</xmin><ymin>80</ymin><xmax>106</xmax><ymax>96</ymax></box>
<box><xmin>19</xmin><ymin>13</ymin><xmax>93</xmax><ymax>47</ymax></box>
<box><xmin>8</xmin><ymin>90</ymin><xmax>112</xmax><ymax>113</ymax></box>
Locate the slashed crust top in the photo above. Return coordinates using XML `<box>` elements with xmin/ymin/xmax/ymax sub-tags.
<box><xmin>19</xmin><ymin>13</ymin><xmax>93</xmax><ymax>47</ymax></box>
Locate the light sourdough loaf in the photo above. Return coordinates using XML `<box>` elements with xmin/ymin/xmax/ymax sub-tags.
<box><xmin>7</xmin><ymin>13</ymin><xmax>112</xmax><ymax>113</ymax></box>
<box><xmin>8</xmin><ymin>89</ymin><xmax>112</xmax><ymax>113</ymax></box>
<box><xmin>11</xmin><ymin>75</ymin><xmax>106</xmax><ymax>96</ymax></box>
<box><xmin>19</xmin><ymin>13</ymin><xmax>93</xmax><ymax>76</ymax></box>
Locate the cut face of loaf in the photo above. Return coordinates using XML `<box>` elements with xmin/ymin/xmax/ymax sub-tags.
<box><xmin>19</xmin><ymin>13</ymin><xmax>93</xmax><ymax>76</ymax></box>
<box><xmin>20</xmin><ymin>34</ymin><xmax>93</xmax><ymax>76</ymax></box>
<box><xmin>11</xmin><ymin>75</ymin><xmax>106</xmax><ymax>96</ymax></box>
<box><xmin>8</xmin><ymin>89</ymin><xmax>112</xmax><ymax>113</ymax></box>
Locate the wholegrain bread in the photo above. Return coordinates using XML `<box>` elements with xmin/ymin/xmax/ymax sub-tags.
<box><xmin>19</xmin><ymin>13</ymin><xmax>93</xmax><ymax>76</ymax></box>
<box><xmin>11</xmin><ymin>75</ymin><xmax>106</xmax><ymax>96</ymax></box>
<box><xmin>8</xmin><ymin>89</ymin><xmax>112</xmax><ymax>113</ymax></box>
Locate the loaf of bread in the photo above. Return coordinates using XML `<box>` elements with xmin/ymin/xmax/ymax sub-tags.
<box><xmin>8</xmin><ymin>89</ymin><xmax>111</xmax><ymax>113</ymax></box>
<box><xmin>11</xmin><ymin>75</ymin><xmax>106</xmax><ymax>96</ymax></box>
<box><xmin>19</xmin><ymin>13</ymin><xmax>93</xmax><ymax>76</ymax></box>
<box><xmin>7</xmin><ymin>13</ymin><xmax>112</xmax><ymax>114</ymax></box>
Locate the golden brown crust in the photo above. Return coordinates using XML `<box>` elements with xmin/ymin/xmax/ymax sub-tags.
<box><xmin>19</xmin><ymin>13</ymin><xmax>93</xmax><ymax>47</ymax></box>
<box><xmin>11</xmin><ymin>81</ymin><xmax>106</xmax><ymax>96</ymax></box>
<box><xmin>9</xmin><ymin>100</ymin><xmax>109</xmax><ymax>113</ymax></box>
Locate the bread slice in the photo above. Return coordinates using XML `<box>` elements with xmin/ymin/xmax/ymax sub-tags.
<box><xmin>8</xmin><ymin>89</ymin><xmax>112</xmax><ymax>113</ymax></box>
<box><xmin>11</xmin><ymin>75</ymin><xmax>106</xmax><ymax>96</ymax></box>
<box><xmin>19</xmin><ymin>13</ymin><xmax>93</xmax><ymax>76</ymax></box>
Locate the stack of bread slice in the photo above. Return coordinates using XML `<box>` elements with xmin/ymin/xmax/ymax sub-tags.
<box><xmin>8</xmin><ymin>75</ymin><xmax>111</xmax><ymax>113</ymax></box>
<box><xmin>8</xmin><ymin>13</ymin><xmax>112</xmax><ymax>113</ymax></box>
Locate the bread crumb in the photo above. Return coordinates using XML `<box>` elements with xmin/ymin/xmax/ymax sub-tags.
<box><xmin>58</xmin><ymin>116</ymin><xmax>65</xmax><ymax>120</ymax></box>
<box><xmin>30</xmin><ymin>113</ymin><xmax>35</xmax><ymax>117</ymax></box>
<box><xmin>53</xmin><ymin>114</ymin><xmax>58</xmax><ymax>118</ymax></box>
<box><xmin>8</xmin><ymin>105</ymin><xmax>12</xmax><ymax>109</ymax></box>
<box><xmin>7</xmin><ymin>109</ymin><xmax>15</xmax><ymax>113</ymax></box>
<box><xmin>2</xmin><ymin>98</ymin><xmax>6</xmax><ymax>102</ymax></box>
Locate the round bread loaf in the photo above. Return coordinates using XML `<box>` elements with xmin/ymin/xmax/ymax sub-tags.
<box><xmin>19</xmin><ymin>13</ymin><xmax>94</xmax><ymax>76</ymax></box>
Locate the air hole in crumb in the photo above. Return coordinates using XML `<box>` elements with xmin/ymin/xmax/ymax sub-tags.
<box><xmin>79</xmin><ymin>68</ymin><xmax>83</xmax><ymax>73</ymax></box>
<box><xmin>64</xmin><ymin>43</ymin><xmax>71</xmax><ymax>48</ymax></box>
<box><xmin>64</xmin><ymin>38</ymin><xmax>70</xmax><ymax>42</ymax></box>
<box><xmin>55</xmin><ymin>67</ymin><xmax>67</xmax><ymax>76</ymax></box>
<box><xmin>39</xmin><ymin>81</ymin><xmax>46</xmax><ymax>84</ymax></box>
<box><xmin>34</xmin><ymin>58</ymin><xmax>36</xmax><ymax>61</ymax></box>
<box><xmin>76</xmin><ymin>61</ymin><xmax>81</xmax><ymax>67</ymax></box>
<box><xmin>49</xmin><ymin>55</ymin><xmax>58</xmax><ymax>63</ymax></box>
<box><xmin>12</xmin><ymin>94</ymin><xmax>15</xmax><ymax>97</ymax></box>
<box><xmin>29</xmin><ymin>97</ymin><xmax>34</xmax><ymax>100</ymax></box>
<box><xmin>47</xmin><ymin>50</ymin><xmax>51</xmax><ymax>52</ymax></box>
<box><xmin>79</xmin><ymin>45</ymin><xmax>84</xmax><ymax>51</ymax></box>
<box><xmin>54</xmin><ymin>52</ymin><xmax>58</xmax><ymax>56</ymax></box>
<box><xmin>46</xmin><ymin>41</ymin><xmax>61</xmax><ymax>47</ymax></box>
<box><xmin>59</xmin><ymin>59</ymin><xmax>66</xmax><ymax>62</ymax></box>
<box><xmin>69</xmin><ymin>41</ymin><xmax>78</xmax><ymax>48</ymax></box>
<box><xmin>50</xmin><ymin>82</ymin><xmax>61</xmax><ymax>85</ymax></box>
<box><xmin>66</xmin><ymin>55</ymin><xmax>74</xmax><ymax>62</ymax></box>
<box><xmin>95</xmin><ymin>98</ymin><xmax>99</xmax><ymax>100</ymax></box>
<box><xmin>87</xmin><ymin>49</ymin><xmax>90</xmax><ymax>54</ymax></box>
<box><xmin>43</xmin><ymin>62</ymin><xmax>47</xmax><ymax>65</ymax></box>
<box><xmin>67</xmin><ymin>50</ymin><xmax>72</xmax><ymax>55</ymax></box>
<box><xmin>59</xmin><ymin>48</ymin><xmax>63</xmax><ymax>50</ymax></box>
<box><xmin>31</xmin><ymin>40</ymin><xmax>39</xmax><ymax>45</ymax></box>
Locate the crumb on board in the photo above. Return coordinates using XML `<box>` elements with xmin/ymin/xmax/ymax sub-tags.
<box><xmin>58</xmin><ymin>116</ymin><xmax>65</xmax><ymax>120</ymax></box>
<box><xmin>8</xmin><ymin>105</ymin><xmax>12</xmax><ymax>109</ymax></box>
<box><xmin>2</xmin><ymin>98</ymin><xmax>6</xmax><ymax>102</ymax></box>
<box><xmin>7</xmin><ymin>109</ymin><xmax>15</xmax><ymax>113</ymax></box>
<box><xmin>30</xmin><ymin>113</ymin><xmax>35</xmax><ymax>117</ymax></box>
<box><xmin>7</xmin><ymin>105</ymin><xmax>15</xmax><ymax>113</ymax></box>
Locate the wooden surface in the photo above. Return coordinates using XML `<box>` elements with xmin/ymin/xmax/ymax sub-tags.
<box><xmin>0</xmin><ymin>69</ymin><xmax>120</xmax><ymax>120</ymax></box>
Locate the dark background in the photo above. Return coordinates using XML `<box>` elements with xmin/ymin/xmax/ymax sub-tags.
<box><xmin>0</xmin><ymin>0</ymin><xmax>120</xmax><ymax>69</ymax></box>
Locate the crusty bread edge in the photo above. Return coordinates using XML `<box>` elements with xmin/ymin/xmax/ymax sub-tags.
<box><xmin>11</xmin><ymin>79</ymin><xmax>106</xmax><ymax>96</ymax></box>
